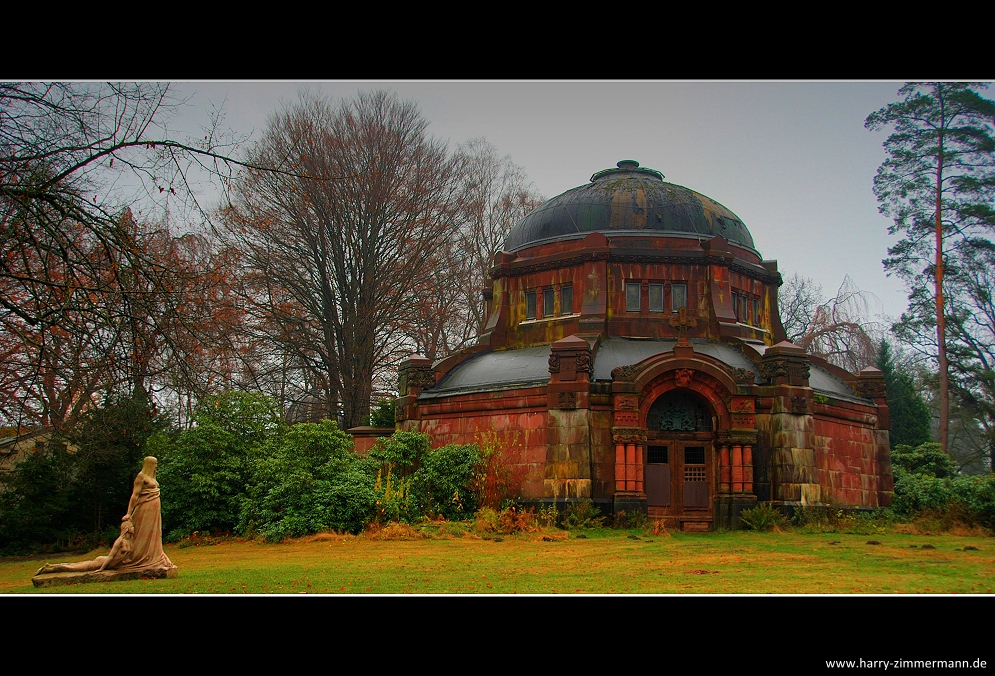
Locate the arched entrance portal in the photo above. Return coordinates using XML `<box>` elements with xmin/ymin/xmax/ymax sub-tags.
<box><xmin>645</xmin><ymin>389</ymin><xmax>715</xmax><ymax>529</ymax></box>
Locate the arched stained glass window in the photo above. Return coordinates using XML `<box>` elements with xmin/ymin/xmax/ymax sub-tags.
<box><xmin>647</xmin><ymin>390</ymin><xmax>713</xmax><ymax>432</ymax></box>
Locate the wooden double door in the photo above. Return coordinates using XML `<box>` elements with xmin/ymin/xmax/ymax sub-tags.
<box><xmin>645</xmin><ymin>432</ymin><xmax>714</xmax><ymax>519</ymax></box>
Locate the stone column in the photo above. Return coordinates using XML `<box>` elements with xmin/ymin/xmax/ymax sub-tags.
<box><xmin>611</xmin><ymin>427</ymin><xmax>647</xmax><ymax>513</ymax></box>
<box><xmin>731</xmin><ymin>442</ymin><xmax>743</xmax><ymax>493</ymax></box>
<box><xmin>719</xmin><ymin>443</ymin><xmax>731</xmax><ymax>494</ymax></box>
<box><xmin>743</xmin><ymin>444</ymin><xmax>753</xmax><ymax>494</ymax></box>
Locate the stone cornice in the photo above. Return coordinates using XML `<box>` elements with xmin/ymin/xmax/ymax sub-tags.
<box><xmin>492</xmin><ymin>251</ymin><xmax>780</xmax><ymax>285</ymax></box>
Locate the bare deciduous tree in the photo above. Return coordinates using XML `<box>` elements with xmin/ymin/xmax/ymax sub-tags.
<box><xmin>779</xmin><ymin>273</ymin><xmax>824</xmax><ymax>344</ymax></box>
<box><xmin>224</xmin><ymin>90</ymin><xmax>463</xmax><ymax>428</ymax></box>
<box><xmin>396</xmin><ymin>138</ymin><xmax>544</xmax><ymax>361</ymax></box>
<box><xmin>780</xmin><ymin>274</ymin><xmax>882</xmax><ymax>373</ymax></box>
<box><xmin>0</xmin><ymin>83</ymin><xmax>270</xmax><ymax>428</ymax></box>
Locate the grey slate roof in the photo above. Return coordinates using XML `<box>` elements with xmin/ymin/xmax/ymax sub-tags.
<box><xmin>424</xmin><ymin>338</ymin><xmax>869</xmax><ymax>403</ymax></box>
<box><xmin>503</xmin><ymin>160</ymin><xmax>756</xmax><ymax>253</ymax></box>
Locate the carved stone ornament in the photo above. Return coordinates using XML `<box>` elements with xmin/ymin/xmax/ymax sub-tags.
<box><xmin>614</xmin><ymin>411</ymin><xmax>639</xmax><ymax>427</ymax></box>
<box><xmin>576</xmin><ymin>353</ymin><xmax>591</xmax><ymax>373</ymax></box>
<box><xmin>611</xmin><ymin>364</ymin><xmax>638</xmax><ymax>381</ymax></box>
<box><xmin>406</xmin><ymin>368</ymin><xmax>436</xmax><ymax>390</ymax></box>
<box><xmin>731</xmin><ymin>367</ymin><xmax>755</xmax><ymax>385</ymax></box>
<box><xmin>548</xmin><ymin>354</ymin><xmax>561</xmax><ymax>374</ymax></box>
<box><xmin>790</xmin><ymin>395</ymin><xmax>810</xmax><ymax>415</ymax></box>
<box><xmin>612</xmin><ymin>428</ymin><xmax>647</xmax><ymax>444</ymax></box>
<box><xmin>674</xmin><ymin>368</ymin><xmax>695</xmax><ymax>388</ymax></box>
<box><xmin>790</xmin><ymin>363</ymin><xmax>811</xmax><ymax>382</ymax></box>
<box><xmin>759</xmin><ymin>359</ymin><xmax>789</xmax><ymax>381</ymax></box>
<box><xmin>669</xmin><ymin>305</ymin><xmax>698</xmax><ymax>343</ymax></box>
<box><xmin>854</xmin><ymin>380</ymin><xmax>887</xmax><ymax>399</ymax></box>
<box><xmin>558</xmin><ymin>391</ymin><xmax>577</xmax><ymax>409</ymax></box>
<box><xmin>616</xmin><ymin>395</ymin><xmax>638</xmax><ymax>410</ymax></box>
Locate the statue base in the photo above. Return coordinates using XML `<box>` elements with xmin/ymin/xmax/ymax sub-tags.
<box><xmin>32</xmin><ymin>564</ymin><xmax>177</xmax><ymax>588</ymax></box>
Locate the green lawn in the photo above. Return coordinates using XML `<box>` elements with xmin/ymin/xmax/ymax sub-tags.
<box><xmin>2</xmin><ymin>529</ymin><xmax>992</xmax><ymax>594</ymax></box>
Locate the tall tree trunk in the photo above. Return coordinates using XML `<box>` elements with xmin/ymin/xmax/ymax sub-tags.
<box><xmin>935</xmin><ymin>136</ymin><xmax>949</xmax><ymax>455</ymax></box>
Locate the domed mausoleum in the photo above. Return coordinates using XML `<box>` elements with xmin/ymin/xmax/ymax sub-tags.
<box><xmin>396</xmin><ymin>161</ymin><xmax>892</xmax><ymax>530</ymax></box>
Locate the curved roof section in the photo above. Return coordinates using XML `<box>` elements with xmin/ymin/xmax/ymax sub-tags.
<box><xmin>504</xmin><ymin>160</ymin><xmax>756</xmax><ymax>253</ymax></box>
<box><xmin>809</xmin><ymin>364</ymin><xmax>865</xmax><ymax>402</ymax></box>
<box><xmin>424</xmin><ymin>346</ymin><xmax>552</xmax><ymax>397</ymax></box>
<box><xmin>422</xmin><ymin>339</ymin><xmax>763</xmax><ymax>397</ymax></box>
<box><xmin>591</xmin><ymin>338</ymin><xmax>760</xmax><ymax>383</ymax></box>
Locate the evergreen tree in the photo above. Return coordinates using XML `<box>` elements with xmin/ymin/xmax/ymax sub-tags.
<box><xmin>866</xmin><ymin>83</ymin><xmax>995</xmax><ymax>454</ymax></box>
<box><xmin>877</xmin><ymin>339</ymin><xmax>932</xmax><ymax>449</ymax></box>
<box><xmin>64</xmin><ymin>386</ymin><xmax>164</xmax><ymax>535</ymax></box>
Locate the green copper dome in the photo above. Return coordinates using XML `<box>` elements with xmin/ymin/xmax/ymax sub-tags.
<box><xmin>504</xmin><ymin>160</ymin><xmax>756</xmax><ymax>252</ymax></box>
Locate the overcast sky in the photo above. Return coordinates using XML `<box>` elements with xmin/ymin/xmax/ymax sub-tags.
<box><xmin>166</xmin><ymin>80</ymin><xmax>979</xmax><ymax>325</ymax></box>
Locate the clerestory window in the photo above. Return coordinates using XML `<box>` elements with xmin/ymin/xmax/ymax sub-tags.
<box><xmin>626</xmin><ymin>282</ymin><xmax>641</xmax><ymax>312</ymax></box>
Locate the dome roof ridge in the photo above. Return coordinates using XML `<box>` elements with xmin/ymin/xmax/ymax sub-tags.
<box><xmin>503</xmin><ymin>160</ymin><xmax>757</xmax><ymax>254</ymax></box>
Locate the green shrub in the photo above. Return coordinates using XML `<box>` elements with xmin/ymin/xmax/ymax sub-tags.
<box><xmin>0</xmin><ymin>444</ymin><xmax>77</xmax><ymax>554</ymax></box>
<box><xmin>891</xmin><ymin>442</ymin><xmax>956</xmax><ymax>479</ymax></box>
<box><xmin>156</xmin><ymin>391</ymin><xmax>284</xmax><ymax>541</ymax></box>
<box><xmin>367</xmin><ymin>430</ymin><xmax>430</xmax><ymax>477</ymax></box>
<box><xmin>240</xmin><ymin>420</ymin><xmax>375</xmax><ymax>540</ymax></box>
<box><xmin>411</xmin><ymin>443</ymin><xmax>480</xmax><ymax>521</ymax></box>
<box><xmin>738</xmin><ymin>502</ymin><xmax>788</xmax><ymax>531</ymax></box>
<box><xmin>891</xmin><ymin>472</ymin><xmax>955</xmax><ymax>518</ymax></box>
<box><xmin>886</xmin><ymin>441</ymin><xmax>995</xmax><ymax>531</ymax></box>
<box><xmin>950</xmin><ymin>474</ymin><xmax>995</xmax><ymax>530</ymax></box>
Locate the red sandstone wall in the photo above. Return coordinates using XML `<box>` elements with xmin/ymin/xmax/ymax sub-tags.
<box><xmin>812</xmin><ymin>401</ymin><xmax>892</xmax><ymax>508</ymax></box>
<box><xmin>348</xmin><ymin>427</ymin><xmax>396</xmax><ymax>457</ymax></box>
<box><xmin>414</xmin><ymin>397</ymin><xmax>549</xmax><ymax>499</ymax></box>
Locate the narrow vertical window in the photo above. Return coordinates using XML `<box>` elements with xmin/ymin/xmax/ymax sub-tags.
<box><xmin>671</xmin><ymin>283</ymin><xmax>687</xmax><ymax>312</ymax></box>
<box><xmin>732</xmin><ymin>291</ymin><xmax>739</xmax><ymax>320</ymax></box>
<box><xmin>526</xmin><ymin>290</ymin><xmax>536</xmax><ymax>320</ymax></box>
<box><xmin>543</xmin><ymin>287</ymin><xmax>555</xmax><ymax>317</ymax></box>
<box><xmin>739</xmin><ymin>294</ymin><xmax>748</xmax><ymax>323</ymax></box>
<box><xmin>626</xmin><ymin>282</ymin><xmax>641</xmax><ymax>312</ymax></box>
<box><xmin>561</xmin><ymin>285</ymin><xmax>573</xmax><ymax>315</ymax></box>
<box><xmin>752</xmin><ymin>298</ymin><xmax>760</xmax><ymax>325</ymax></box>
<box><xmin>649</xmin><ymin>284</ymin><xmax>664</xmax><ymax>312</ymax></box>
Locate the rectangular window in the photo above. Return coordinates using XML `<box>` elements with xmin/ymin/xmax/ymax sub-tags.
<box><xmin>543</xmin><ymin>287</ymin><xmax>555</xmax><ymax>318</ymax></box>
<box><xmin>732</xmin><ymin>292</ymin><xmax>740</xmax><ymax>320</ymax></box>
<box><xmin>739</xmin><ymin>294</ymin><xmax>748</xmax><ymax>323</ymax></box>
<box><xmin>684</xmin><ymin>446</ymin><xmax>705</xmax><ymax>465</ymax></box>
<box><xmin>671</xmin><ymin>283</ymin><xmax>687</xmax><ymax>312</ymax></box>
<box><xmin>526</xmin><ymin>290</ymin><xmax>536</xmax><ymax>320</ymax></box>
<box><xmin>648</xmin><ymin>446</ymin><xmax>669</xmax><ymax>464</ymax></box>
<box><xmin>752</xmin><ymin>298</ymin><xmax>760</xmax><ymax>325</ymax></box>
<box><xmin>649</xmin><ymin>284</ymin><xmax>664</xmax><ymax>313</ymax></box>
<box><xmin>561</xmin><ymin>285</ymin><xmax>573</xmax><ymax>315</ymax></box>
<box><xmin>626</xmin><ymin>282</ymin><xmax>641</xmax><ymax>312</ymax></box>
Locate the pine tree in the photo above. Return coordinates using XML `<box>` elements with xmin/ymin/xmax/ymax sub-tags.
<box><xmin>866</xmin><ymin>83</ymin><xmax>995</xmax><ymax>454</ymax></box>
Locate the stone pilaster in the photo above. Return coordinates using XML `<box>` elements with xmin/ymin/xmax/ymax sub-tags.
<box><xmin>395</xmin><ymin>354</ymin><xmax>434</xmax><ymax>423</ymax></box>
<box><xmin>544</xmin><ymin>335</ymin><xmax>594</xmax><ymax>501</ymax></box>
